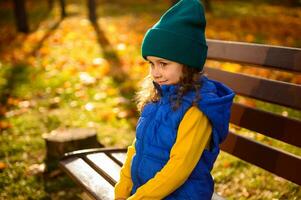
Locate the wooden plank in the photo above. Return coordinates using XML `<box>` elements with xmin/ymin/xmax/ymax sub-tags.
<box><xmin>63</xmin><ymin>147</ymin><xmax>127</xmax><ymax>158</ymax></box>
<box><xmin>221</xmin><ymin>132</ymin><xmax>301</xmax><ymax>185</ymax></box>
<box><xmin>207</xmin><ymin>39</ymin><xmax>301</xmax><ymax>72</ymax></box>
<box><xmin>109</xmin><ymin>152</ymin><xmax>127</xmax><ymax>166</ymax></box>
<box><xmin>59</xmin><ymin>157</ymin><xmax>114</xmax><ymax>200</ymax></box>
<box><xmin>212</xmin><ymin>193</ymin><xmax>225</xmax><ymax>200</ymax></box>
<box><xmin>205</xmin><ymin>67</ymin><xmax>301</xmax><ymax>110</ymax></box>
<box><xmin>231</xmin><ymin>103</ymin><xmax>301</xmax><ymax>148</ymax></box>
<box><xmin>85</xmin><ymin>153</ymin><xmax>121</xmax><ymax>186</ymax></box>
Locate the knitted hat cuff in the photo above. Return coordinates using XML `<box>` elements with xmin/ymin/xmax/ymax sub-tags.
<box><xmin>142</xmin><ymin>28</ymin><xmax>208</xmax><ymax>69</ymax></box>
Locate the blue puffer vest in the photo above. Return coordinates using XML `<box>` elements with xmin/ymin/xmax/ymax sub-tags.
<box><xmin>131</xmin><ymin>76</ymin><xmax>235</xmax><ymax>199</ymax></box>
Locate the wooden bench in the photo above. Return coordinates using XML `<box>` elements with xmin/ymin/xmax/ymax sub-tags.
<box><xmin>59</xmin><ymin>39</ymin><xmax>301</xmax><ymax>199</ymax></box>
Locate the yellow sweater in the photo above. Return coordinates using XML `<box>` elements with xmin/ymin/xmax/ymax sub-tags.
<box><xmin>114</xmin><ymin>106</ymin><xmax>212</xmax><ymax>199</ymax></box>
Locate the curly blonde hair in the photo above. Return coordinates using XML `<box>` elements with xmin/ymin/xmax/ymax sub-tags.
<box><xmin>136</xmin><ymin>66</ymin><xmax>204</xmax><ymax>112</ymax></box>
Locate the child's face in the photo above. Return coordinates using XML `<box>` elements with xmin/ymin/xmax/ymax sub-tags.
<box><xmin>147</xmin><ymin>56</ymin><xmax>183</xmax><ymax>86</ymax></box>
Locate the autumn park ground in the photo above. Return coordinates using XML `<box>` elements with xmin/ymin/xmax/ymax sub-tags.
<box><xmin>0</xmin><ymin>0</ymin><xmax>301</xmax><ymax>199</ymax></box>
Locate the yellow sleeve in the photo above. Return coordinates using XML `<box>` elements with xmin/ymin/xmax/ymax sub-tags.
<box><xmin>114</xmin><ymin>139</ymin><xmax>136</xmax><ymax>199</ymax></box>
<box><xmin>128</xmin><ymin>106</ymin><xmax>212</xmax><ymax>200</ymax></box>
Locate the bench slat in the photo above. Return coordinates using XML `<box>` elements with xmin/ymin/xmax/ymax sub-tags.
<box><xmin>59</xmin><ymin>157</ymin><xmax>114</xmax><ymax>200</ymax></box>
<box><xmin>63</xmin><ymin>147</ymin><xmax>127</xmax><ymax>158</ymax></box>
<box><xmin>221</xmin><ymin>132</ymin><xmax>301</xmax><ymax>185</ymax></box>
<box><xmin>110</xmin><ymin>152</ymin><xmax>127</xmax><ymax>165</ymax></box>
<box><xmin>231</xmin><ymin>103</ymin><xmax>301</xmax><ymax>148</ymax></box>
<box><xmin>207</xmin><ymin>39</ymin><xmax>301</xmax><ymax>72</ymax></box>
<box><xmin>205</xmin><ymin>67</ymin><xmax>301</xmax><ymax>110</ymax></box>
<box><xmin>85</xmin><ymin>153</ymin><xmax>121</xmax><ymax>186</ymax></box>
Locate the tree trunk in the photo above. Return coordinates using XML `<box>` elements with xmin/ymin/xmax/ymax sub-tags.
<box><xmin>48</xmin><ymin>0</ymin><xmax>54</xmax><ymax>11</ymax></box>
<box><xmin>88</xmin><ymin>0</ymin><xmax>97</xmax><ymax>23</ymax></box>
<box><xmin>13</xmin><ymin>0</ymin><xmax>29</xmax><ymax>33</ymax></box>
<box><xmin>59</xmin><ymin>0</ymin><xmax>66</xmax><ymax>18</ymax></box>
<box><xmin>287</xmin><ymin>0</ymin><xmax>301</xmax><ymax>6</ymax></box>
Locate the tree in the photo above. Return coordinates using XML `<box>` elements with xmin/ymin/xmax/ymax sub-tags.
<box><xmin>48</xmin><ymin>0</ymin><xmax>54</xmax><ymax>10</ymax></box>
<box><xmin>13</xmin><ymin>0</ymin><xmax>29</xmax><ymax>33</ymax></box>
<box><xmin>88</xmin><ymin>0</ymin><xmax>97</xmax><ymax>23</ymax></box>
<box><xmin>59</xmin><ymin>0</ymin><xmax>66</xmax><ymax>18</ymax></box>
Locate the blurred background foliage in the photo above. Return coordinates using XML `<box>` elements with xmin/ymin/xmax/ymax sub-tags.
<box><xmin>0</xmin><ymin>0</ymin><xmax>300</xmax><ymax>199</ymax></box>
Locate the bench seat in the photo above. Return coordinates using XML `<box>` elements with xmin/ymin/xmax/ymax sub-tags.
<box><xmin>60</xmin><ymin>148</ymin><xmax>225</xmax><ymax>200</ymax></box>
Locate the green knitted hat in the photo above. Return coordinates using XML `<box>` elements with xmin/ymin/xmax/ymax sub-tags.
<box><xmin>141</xmin><ymin>0</ymin><xmax>207</xmax><ymax>70</ymax></box>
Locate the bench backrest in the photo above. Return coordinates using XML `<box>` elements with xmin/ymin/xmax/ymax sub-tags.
<box><xmin>205</xmin><ymin>39</ymin><xmax>301</xmax><ymax>185</ymax></box>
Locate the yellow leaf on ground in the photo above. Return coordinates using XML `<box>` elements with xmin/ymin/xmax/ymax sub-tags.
<box><xmin>0</xmin><ymin>162</ymin><xmax>7</xmax><ymax>170</ymax></box>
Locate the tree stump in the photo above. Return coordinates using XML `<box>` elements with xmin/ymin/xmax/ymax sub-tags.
<box><xmin>43</xmin><ymin>128</ymin><xmax>102</xmax><ymax>172</ymax></box>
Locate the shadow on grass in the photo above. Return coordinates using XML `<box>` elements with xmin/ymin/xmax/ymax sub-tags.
<box><xmin>91</xmin><ymin>20</ymin><xmax>139</xmax><ymax>120</ymax></box>
<box><xmin>27</xmin><ymin>1</ymin><xmax>54</xmax><ymax>32</ymax></box>
<box><xmin>0</xmin><ymin>63</ymin><xmax>31</xmax><ymax>117</ymax></box>
<box><xmin>0</xmin><ymin>1</ymin><xmax>62</xmax><ymax>57</ymax></box>
<box><xmin>42</xmin><ymin>172</ymin><xmax>81</xmax><ymax>199</ymax></box>
<box><xmin>30</xmin><ymin>19</ymin><xmax>63</xmax><ymax>56</ymax></box>
<box><xmin>91</xmin><ymin>21</ymin><xmax>127</xmax><ymax>83</ymax></box>
<box><xmin>0</xmin><ymin>12</ymin><xmax>63</xmax><ymax>111</ymax></box>
<box><xmin>0</xmin><ymin>0</ymin><xmax>55</xmax><ymax>32</ymax></box>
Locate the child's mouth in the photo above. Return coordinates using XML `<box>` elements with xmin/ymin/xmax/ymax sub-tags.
<box><xmin>158</xmin><ymin>80</ymin><xmax>168</xmax><ymax>85</ymax></box>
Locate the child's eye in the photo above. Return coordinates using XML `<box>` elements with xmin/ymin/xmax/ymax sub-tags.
<box><xmin>159</xmin><ymin>62</ymin><xmax>167</xmax><ymax>67</ymax></box>
<box><xmin>148</xmin><ymin>62</ymin><xmax>154</xmax><ymax>68</ymax></box>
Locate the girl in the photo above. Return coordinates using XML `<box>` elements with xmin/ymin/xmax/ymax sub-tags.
<box><xmin>115</xmin><ymin>0</ymin><xmax>235</xmax><ymax>199</ymax></box>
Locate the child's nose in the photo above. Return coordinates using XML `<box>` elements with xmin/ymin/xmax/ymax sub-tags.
<box><xmin>151</xmin><ymin>66</ymin><xmax>162</xmax><ymax>78</ymax></box>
